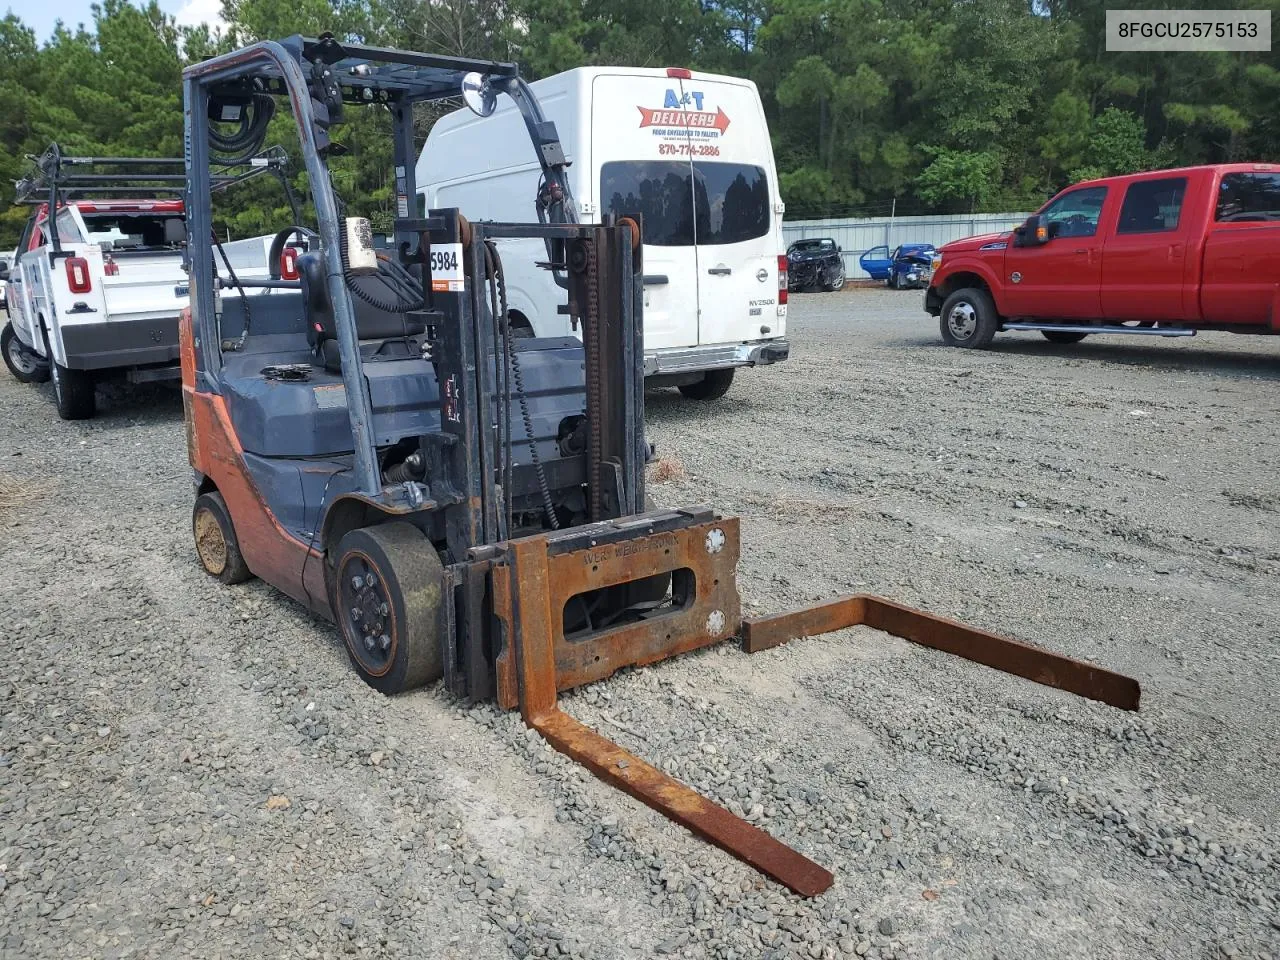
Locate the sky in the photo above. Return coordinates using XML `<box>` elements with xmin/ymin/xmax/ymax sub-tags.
<box><xmin>7</xmin><ymin>0</ymin><xmax>224</xmax><ymax>42</ymax></box>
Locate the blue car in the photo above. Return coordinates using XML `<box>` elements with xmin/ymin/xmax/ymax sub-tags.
<box><xmin>859</xmin><ymin>243</ymin><xmax>937</xmax><ymax>288</ymax></box>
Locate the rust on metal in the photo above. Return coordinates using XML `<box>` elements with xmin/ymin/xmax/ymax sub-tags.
<box><xmin>494</xmin><ymin>518</ymin><xmax>741</xmax><ymax>709</ymax></box>
<box><xmin>535</xmin><ymin>709</ymin><xmax>834</xmax><ymax>897</ymax></box>
<box><xmin>742</xmin><ymin>594</ymin><xmax>1141</xmax><ymax>712</ymax></box>
<box><xmin>492</xmin><ymin>521</ymin><xmax>834</xmax><ymax>897</ymax></box>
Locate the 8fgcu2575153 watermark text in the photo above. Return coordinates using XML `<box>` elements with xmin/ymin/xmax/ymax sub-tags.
<box><xmin>1106</xmin><ymin>10</ymin><xmax>1270</xmax><ymax>51</ymax></box>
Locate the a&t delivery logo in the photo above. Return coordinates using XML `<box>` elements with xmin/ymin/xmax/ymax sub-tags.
<box><xmin>638</xmin><ymin>88</ymin><xmax>731</xmax><ymax>141</ymax></box>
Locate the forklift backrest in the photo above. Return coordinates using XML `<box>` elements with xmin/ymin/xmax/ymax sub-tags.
<box><xmin>297</xmin><ymin>253</ymin><xmax>426</xmax><ymax>372</ymax></box>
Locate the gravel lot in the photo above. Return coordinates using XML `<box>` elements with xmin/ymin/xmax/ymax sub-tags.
<box><xmin>2</xmin><ymin>289</ymin><xmax>1278</xmax><ymax>960</ymax></box>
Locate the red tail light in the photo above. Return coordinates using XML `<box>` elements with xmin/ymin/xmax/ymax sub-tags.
<box><xmin>103</xmin><ymin>255</ymin><xmax>119</xmax><ymax>277</ymax></box>
<box><xmin>65</xmin><ymin>257</ymin><xmax>91</xmax><ymax>294</ymax></box>
<box><xmin>666</xmin><ymin>67</ymin><xmax>692</xmax><ymax>79</ymax></box>
<box><xmin>280</xmin><ymin>247</ymin><xmax>299</xmax><ymax>281</ymax></box>
<box><xmin>778</xmin><ymin>254</ymin><xmax>788</xmax><ymax>305</ymax></box>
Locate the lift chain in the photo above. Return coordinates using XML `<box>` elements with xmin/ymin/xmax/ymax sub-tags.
<box><xmin>583</xmin><ymin>236</ymin><xmax>605</xmax><ymax>521</ymax></box>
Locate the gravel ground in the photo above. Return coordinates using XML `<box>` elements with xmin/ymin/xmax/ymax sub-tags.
<box><xmin>2</xmin><ymin>290</ymin><xmax>1278</xmax><ymax>960</ymax></box>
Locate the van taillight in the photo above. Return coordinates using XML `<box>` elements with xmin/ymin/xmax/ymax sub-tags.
<box><xmin>778</xmin><ymin>254</ymin><xmax>788</xmax><ymax>305</ymax></box>
<box><xmin>103</xmin><ymin>256</ymin><xmax>119</xmax><ymax>277</ymax></box>
<box><xmin>280</xmin><ymin>247</ymin><xmax>299</xmax><ymax>281</ymax></box>
<box><xmin>65</xmin><ymin>257</ymin><xmax>91</xmax><ymax>294</ymax></box>
<box><xmin>666</xmin><ymin>67</ymin><xmax>692</xmax><ymax>79</ymax></box>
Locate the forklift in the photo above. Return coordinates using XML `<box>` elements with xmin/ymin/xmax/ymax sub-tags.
<box><xmin>181</xmin><ymin>35</ymin><xmax>1141</xmax><ymax>897</ymax></box>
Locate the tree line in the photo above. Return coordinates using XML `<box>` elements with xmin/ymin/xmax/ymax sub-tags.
<box><xmin>2</xmin><ymin>0</ymin><xmax>1278</xmax><ymax>246</ymax></box>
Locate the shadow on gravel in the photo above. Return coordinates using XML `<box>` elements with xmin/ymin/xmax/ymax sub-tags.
<box><xmin>643</xmin><ymin>387</ymin><xmax>758</xmax><ymax>423</ymax></box>
<box><xmin>895</xmin><ymin>335</ymin><xmax>1280</xmax><ymax>381</ymax></box>
<box><xmin>88</xmin><ymin>382</ymin><xmax>185</xmax><ymax>427</ymax></box>
<box><xmin>988</xmin><ymin>338</ymin><xmax>1280</xmax><ymax>380</ymax></box>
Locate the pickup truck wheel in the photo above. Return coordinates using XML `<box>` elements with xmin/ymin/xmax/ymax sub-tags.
<box><xmin>333</xmin><ymin>523</ymin><xmax>444</xmax><ymax>695</ymax></box>
<box><xmin>939</xmin><ymin>288</ymin><xmax>999</xmax><ymax>349</ymax></box>
<box><xmin>2</xmin><ymin>322</ymin><xmax>49</xmax><ymax>384</ymax></box>
<box><xmin>1041</xmin><ymin>330</ymin><xmax>1088</xmax><ymax>344</ymax></box>
<box><xmin>49</xmin><ymin>349</ymin><xmax>96</xmax><ymax>420</ymax></box>
<box><xmin>193</xmin><ymin>491</ymin><xmax>253</xmax><ymax>585</ymax></box>
<box><xmin>677</xmin><ymin>368</ymin><xmax>734</xmax><ymax>401</ymax></box>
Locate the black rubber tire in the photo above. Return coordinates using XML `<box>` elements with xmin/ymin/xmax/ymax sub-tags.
<box><xmin>50</xmin><ymin>359</ymin><xmax>96</xmax><ymax>420</ymax></box>
<box><xmin>1041</xmin><ymin>330</ymin><xmax>1088</xmax><ymax>344</ymax></box>
<box><xmin>192</xmin><ymin>491</ymin><xmax>253</xmax><ymax>585</ymax></box>
<box><xmin>893</xmin><ymin>272</ymin><xmax>906</xmax><ymax>290</ymax></box>
<box><xmin>677</xmin><ymin>367</ymin><xmax>734</xmax><ymax>401</ymax></box>
<box><xmin>938</xmin><ymin>287</ymin><xmax>1000</xmax><ymax>349</ymax></box>
<box><xmin>508</xmin><ymin>311</ymin><xmax>535</xmax><ymax>339</ymax></box>
<box><xmin>2</xmin><ymin>322</ymin><xmax>49</xmax><ymax>384</ymax></box>
<box><xmin>823</xmin><ymin>263</ymin><xmax>846</xmax><ymax>291</ymax></box>
<box><xmin>332</xmin><ymin>523</ymin><xmax>444</xmax><ymax>695</ymax></box>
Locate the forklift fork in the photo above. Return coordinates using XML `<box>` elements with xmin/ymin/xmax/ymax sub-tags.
<box><xmin>491</xmin><ymin>510</ymin><xmax>1139</xmax><ymax>897</ymax></box>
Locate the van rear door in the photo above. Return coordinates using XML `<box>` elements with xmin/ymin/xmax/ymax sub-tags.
<box><xmin>686</xmin><ymin>80</ymin><xmax>780</xmax><ymax>347</ymax></box>
<box><xmin>592</xmin><ymin>72</ymin><xmax>699</xmax><ymax>351</ymax></box>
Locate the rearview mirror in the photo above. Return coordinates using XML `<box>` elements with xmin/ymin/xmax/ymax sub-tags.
<box><xmin>0</xmin><ymin>265</ymin><xmax>8</xmax><ymax>281</ymax></box>
<box><xmin>461</xmin><ymin>72</ymin><xmax>496</xmax><ymax>118</ymax></box>
<box><xmin>1014</xmin><ymin>214</ymin><xmax>1051</xmax><ymax>247</ymax></box>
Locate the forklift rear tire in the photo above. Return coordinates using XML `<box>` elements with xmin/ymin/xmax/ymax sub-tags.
<box><xmin>2</xmin><ymin>322</ymin><xmax>50</xmax><ymax>384</ymax></box>
<box><xmin>678</xmin><ymin>368</ymin><xmax>734</xmax><ymax>401</ymax></box>
<box><xmin>332</xmin><ymin>523</ymin><xmax>444</xmax><ymax>695</ymax></box>
<box><xmin>193</xmin><ymin>491</ymin><xmax>253</xmax><ymax>585</ymax></box>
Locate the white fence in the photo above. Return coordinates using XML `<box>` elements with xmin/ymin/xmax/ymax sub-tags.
<box><xmin>783</xmin><ymin>212</ymin><xmax>1029</xmax><ymax>279</ymax></box>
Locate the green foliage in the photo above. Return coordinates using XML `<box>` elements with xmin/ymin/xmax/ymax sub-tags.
<box><xmin>2</xmin><ymin>0</ymin><xmax>1278</xmax><ymax>246</ymax></box>
<box><xmin>916</xmin><ymin>148</ymin><xmax>1002</xmax><ymax>209</ymax></box>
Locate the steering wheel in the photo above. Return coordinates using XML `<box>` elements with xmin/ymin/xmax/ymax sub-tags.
<box><xmin>268</xmin><ymin>226</ymin><xmax>319</xmax><ymax>280</ymax></box>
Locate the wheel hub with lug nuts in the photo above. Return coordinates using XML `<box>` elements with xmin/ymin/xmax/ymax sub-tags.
<box><xmin>343</xmin><ymin>560</ymin><xmax>393</xmax><ymax>666</ymax></box>
<box><xmin>7</xmin><ymin>338</ymin><xmax>37</xmax><ymax>376</ymax></box>
<box><xmin>947</xmin><ymin>301</ymin><xmax>978</xmax><ymax>339</ymax></box>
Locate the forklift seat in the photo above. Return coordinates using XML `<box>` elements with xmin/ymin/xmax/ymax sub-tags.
<box><xmin>298</xmin><ymin>253</ymin><xmax>426</xmax><ymax>372</ymax></box>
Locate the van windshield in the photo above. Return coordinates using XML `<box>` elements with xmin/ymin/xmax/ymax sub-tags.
<box><xmin>601</xmin><ymin>161</ymin><xmax>770</xmax><ymax>247</ymax></box>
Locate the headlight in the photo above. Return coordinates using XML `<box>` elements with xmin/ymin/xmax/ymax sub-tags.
<box><xmin>931</xmin><ymin>253</ymin><xmax>943</xmax><ymax>270</ymax></box>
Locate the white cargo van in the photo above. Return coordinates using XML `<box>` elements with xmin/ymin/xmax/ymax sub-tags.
<box><xmin>418</xmin><ymin>66</ymin><xmax>790</xmax><ymax>399</ymax></box>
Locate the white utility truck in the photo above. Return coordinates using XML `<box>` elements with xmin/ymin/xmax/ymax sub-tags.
<box><xmin>418</xmin><ymin>66</ymin><xmax>791</xmax><ymax>400</ymax></box>
<box><xmin>1</xmin><ymin>146</ymin><xmax>295</xmax><ymax>419</ymax></box>
<box><xmin>1</xmin><ymin>197</ymin><xmax>190</xmax><ymax>418</ymax></box>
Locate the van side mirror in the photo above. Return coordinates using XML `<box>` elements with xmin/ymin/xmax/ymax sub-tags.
<box><xmin>1014</xmin><ymin>214</ymin><xmax>1051</xmax><ymax>247</ymax></box>
<box><xmin>0</xmin><ymin>264</ymin><xmax>9</xmax><ymax>281</ymax></box>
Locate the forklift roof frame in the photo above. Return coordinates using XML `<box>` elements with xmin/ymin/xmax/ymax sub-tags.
<box><xmin>182</xmin><ymin>35</ymin><xmax>578</xmax><ymax>496</ymax></box>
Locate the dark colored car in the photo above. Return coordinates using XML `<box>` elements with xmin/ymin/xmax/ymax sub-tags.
<box><xmin>786</xmin><ymin>238</ymin><xmax>846</xmax><ymax>292</ymax></box>
<box><xmin>886</xmin><ymin>243</ymin><xmax>937</xmax><ymax>289</ymax></box>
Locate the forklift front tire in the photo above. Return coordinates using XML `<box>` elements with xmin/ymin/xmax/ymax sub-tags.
<box><xmin>332</xmin><ymin>523</ymin><xmax>445</xmax><ymax>695</ymax></box>
<box><xmin>193</xmin><ymin>491</ymin><xmax>253</xmax><ymax>585</ymax></box>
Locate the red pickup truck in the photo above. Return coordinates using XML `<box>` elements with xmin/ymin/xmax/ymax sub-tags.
<box><xmin>925</xmin><ymin>163</ymin><xmax>1280</xmax><ymax>348</ymax></box>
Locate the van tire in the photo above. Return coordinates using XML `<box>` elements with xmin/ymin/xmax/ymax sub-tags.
<box><xmin>508</xmin><ymin>311</ymin><xmax>534</xmax><ymax>338</ymax></box>
<box><xmin>2</xmin><ymin>322</ymin><xmax>49</xmax><ymax>384</ymax></box>
<box><xmin>678</xmin><ymin>368</ymin><xmax>734</xmax><ymax>401</ymax></box>
<box><xmin>939</xmin><ymin>287</ymin><xmax>999</xmax><ymax>349</ymax></box>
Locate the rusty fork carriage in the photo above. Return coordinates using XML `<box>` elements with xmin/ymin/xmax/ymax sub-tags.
<box><xmin>482</xmin><ymin>509</ymin><xmax>1140</xmax><ymax>896</ymax></box>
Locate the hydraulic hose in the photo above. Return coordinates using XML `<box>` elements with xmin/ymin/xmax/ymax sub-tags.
<box><xmin>208</xmin><ymin>94</ymin><xmax>275</xmax><ymax>164</ymax></box>
<box><xmin>488</xmin><ymin>241</ymin><xmax>559</xmax><ymax>530</ymax></box>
